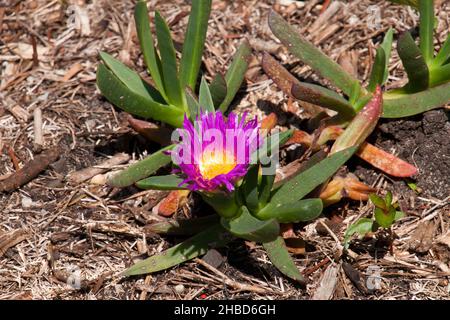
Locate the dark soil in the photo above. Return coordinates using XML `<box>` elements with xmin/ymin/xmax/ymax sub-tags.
<box><xmin>354</xmin><ymin>109</ymin><xmax>450</xmax><ymax>199</ymax></box>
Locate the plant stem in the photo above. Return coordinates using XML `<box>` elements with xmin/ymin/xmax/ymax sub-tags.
<box><xmin>419</xmin><ymin>0</ymin><xmax>435</xmax><ymax>64</ymax></box>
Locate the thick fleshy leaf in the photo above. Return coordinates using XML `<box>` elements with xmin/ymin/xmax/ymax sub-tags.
<box><xmin>241</xmin><ymin>165</ymin><xmax>260</xmax><ymax>213</ymax></box>
<box><xmin>262</xmin><ymin>52</ymin><xmax>355</xmax><ymax>118</ymax></box>
<box><xmin>315</xmin><ymin>125</ymin><xmax>417</xmax><ymax>177</ymax></box>
<box><xmin>270</xmin><ymin>147</ymin><xmax>357</xmax><ymax>206</ymax></box>
<box><xmin>398</xmin><ymin>31</ymin><xmax>429</xmax><ymax>92</ymax></box>
<box><xmin>344</xmin><ymin>218</ymin><xmax>376</xmax><ymax>249</ymax></box>
<box><xmin>209</xmin><ymin>74</ymin><xmax>227</xmax><ymax>108</ymax></box>
<box><xmin>357</xmin><ymin>142</ymin><xmax>418</xmax><ymax>177</ymax></box>
<box><xmin>367</xmin><ymin>47</ymin><xmax>386</xmax><ymax>92</ymax></box>
<box><xmin>96</xmin><ymin>64</ymin><xmax>184</xmax><ymax>127</ymax></box>
<box><xmin>134</xmin><ymin>1</ymin><xmax>166</xmax><ymax>100</ymax></box>
<box><xmin>107</xmin><ymin>145</ymin><xmax>174</xmax><ymax>188</ymax></box>
<box><xmin>331</xmin><ymin>87</ymin><xmax>383</xmax><ymax>154</ymax></box>
<box><xmin>99</xmin><ymin>52</ymin><xmax>163</xmax><ymax>102</ymax></box>
<box><xmin>430</xmin><ymin>62</ymin><xmax>450</xmax><ymax>86</ymax></box>
<box><xmin>263</xmin><ymin>236</ymin><xmax>305</xmax><ymax>283</ymax></box>
<box><xmin>219</xmin><ymin>41</ymin><xmax>252</xmax><ymax>112</ymax></box>
<box><xmin>185</xmin><ymin>87</ymin><xmax>200</xmax><ymax>120</ymax></box>
<box><xmin>128</xmin><ymin>116</ymin><xmax>172</xmax><ymax>145</ymax></box>
<box><xmin>157</xmin><ymin>190</ymin><xmax>190</xmax><ymax>217</ymax></box>
<box><xmin>145</xmin><ymin>215</ymin><xmax>219</xmax><ymax>235</ymax></box>
<box><xmin>258</xmin><ymin>170</ymin><xmax>275</xmax><ymax>209</ymax></box>
<box><xmin>433</xmin><ymin>35</ymin><xmax>450</xmax><ymax>67</ymax></box>
<box><xmin>380</xmin><ymin>28</ymin><xmax>394</xmax><ymax>84</ymax></box>
<box><xmin>136</xmin><ymin>175</ymin><xmax>187</xmax><ymax>190</ymax></box>
<box><xmin>291</xmin><ymin>82</ymin><xmax>355</xmax><ymax>118</ymax></box>
<box><xmin>383</xmin><ymin>81</ymin><xmax>450</xmax><ymax>118</ymax></box>
<box><xmin>256</xmin><ymin>198</ymin><xmax>323</xmax><ymax>223</ymax></box>
<box><xmin>123</xmin><ymin>224</ymin><xmax>232</xmax><ymax>276</ymax></box>
<box><xmin>419</xmin><ymin>0</ymin><xmax>434</xmax><ymax>64</ymax></box>
<box><xmin>179</xmin><ymin>0</ymin><xmax>212</xmax><ymax>91</ymax></box>
<box><xmin>220</xmin><ymin>207</ymin><xmax>279</xmax><ymax>243</ymax></box>
<box><xmin>268</xmin><ymin>10</ymin><xmax>361</xmax><ymax>97</ymax></box>
<box><xmin>155</xmin><ymin>11</ymin><xmax>184</xmax><ymax>108</ymax></box>
<box><xmin>199</xmin><ymin>76</ymin><xmax>215</xmax><ymax>112</ymax></box>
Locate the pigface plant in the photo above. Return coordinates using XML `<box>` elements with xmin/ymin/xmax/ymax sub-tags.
<box><xmin>96</xmin><ymin>0</ymin><xmax>251</xmax><ymax>187</ymax></box>
<box><xmin>267</xmin><ymin>0</ymin><xmax>450</xmax><ymax>119</ymax></box>
<box><xmin>260</xmin><ymin>0</ymin><xmax>450</xmax><ymax>194</ymax></box>
<box><xmin>124</xmin><ymin>110</ymin><xmax>357</xmax><ymax>282</ymax></box>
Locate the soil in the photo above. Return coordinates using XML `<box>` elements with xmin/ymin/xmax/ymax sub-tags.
<box><xmin>353</xmin><ymin>109</ymin><xmax>450</xmax><ymax>199</ymax></box>
<box><xmin>0</xmin><ymin>0</ymin><xmax>449</xmax><ymax>300</ymax></box>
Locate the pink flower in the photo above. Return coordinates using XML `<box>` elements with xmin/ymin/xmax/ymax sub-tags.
<box><xmin>170</xmin><ymin>111</ymin><xmax>260</xmax><ymax>192</ymax></box>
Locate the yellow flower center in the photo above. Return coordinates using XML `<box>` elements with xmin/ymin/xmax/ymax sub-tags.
<box><xmin>198</xmin><ymin>150</ymin><xmax>236</xmax><ymax>180</ymax></box>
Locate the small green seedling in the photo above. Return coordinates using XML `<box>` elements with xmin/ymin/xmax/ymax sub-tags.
<box><xmin>344</xmin><ymin>191</ymin><xmax>405</xmax><ymax>249</ymax></box>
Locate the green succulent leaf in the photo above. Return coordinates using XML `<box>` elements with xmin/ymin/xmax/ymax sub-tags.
<box><xmin>256</xmin><ymin>198</ymin><xmax>323</xmax><ymax>223</ymax></box>
<box><xmin>367</xmin><ymin>47</ymin><xmax>387</xmax><ymax>92</ymax></box>
<box><xmin>179</xmin><ymin>0</ymin><xmax>212</xmax><ymax>92</ymax></box>
<box><xmin>430</xmin><ymin>62</ymin><xmax>450</xmax><ymax>86</ymax></box>
<box><xmin>107</xmin><ymin>145</ymin><xmax>174</xmax><ymax>188</ymax></box>
<box><xmin>383</xmin><ymin>81</ymin><xmax>450</xmax><ymax>117</ymax></box>
<box><xmin>331</xmin><ymin>88</ymin><xmax>382</xmax><ymax>154</ymax></box>
<box><xmin>385</xmin><ymin>191</ymin><xmax>393</xmax><ymax>206</ymax></box>
<box><xmin>263</xmin><ymin>236</ymin><xmax>305</xmax><ymax>283</ymax></box>
<box><xmin>380</xmin><ymin>28</ymin><xmax>395</xmax><ymax>84</ymax></box>
<box><xmin>134</xmin><ymin>1</ymin><xmax>166</xmax><ymax>100</ymax></box>
<box><xmin>155</xmin><ymin>11</ymin><xmax>184</xmax><ymax>109</ymax></box>
<box><xmin>291</xmin><ymin>82</ymin><xmax>355</xmax><ymax>119</ymax></box>
<box><xmin>419</xmin><ymin>0</ymin><xmax>434</xmax><ymax>64</ymax></box>
<box><xmin>262</xmin><ymin>53</ymin><xmax>355</xmax><ymax>118</ymax></box>
<box><xmin>209</xmin><ymin>74</ymin><xmax>227</xmax><ymax>108</ymax></box>
<box><xmin>433</xmin><ymin>35</ymin><xmax>450</xmax><ymax>67</ymax></box>
<box><xmin>199</xmin><ymin>76</ymin><xmax>215</xmax><ymax>112</ymax></box>
<box><xmin>136</xmin><ymin>175</ymin><xmax>186</xmax><ymax>190</ymax></box>
<box><xmin>369</xmin><ymin>193</ymin><xmax>387</xmax><ymax>210</ymax></box>
<box><xmin>397</xmin><ymin>31</ymin><xmax>430</xmax><ymax>92</ymax></box>
<box><xmin>146</xmin><ymin>215</ymin><xmax>219</xmax><ymax>235</ymax></box>
<box><xmin>185</xmin><ymin>87</ymin><xmax>200</xmax><ymax>120</ymax></box>
<box><xmin>123</xmin><ymin>224</ymin><xmax>232</xmax><ymax>276</ymax></box>
<box><xmin>344</xmin><ymin>218</ymin><xmax>376</xmax><ymax>249</ymax></box>
<box><xmin>374</xmin><ymin>206</ymin><xmax>396</xmax><ymax>228</ymax></box>
<box><xmin>241</xmin><ymin>165</ymin><xmax>260</xmax><ymax>213</ymax></box>
<box><xmin>99</xmin><ymin>52</ymin><xmax>164</xmax><ymax>103</ymax></box>
<box><xmin>270</xmin><ymin>147</ymin><xmax>357</xmax><ymax>207</ymax></box>
<box><xmin>219</xmin><ymin>40</ymin><xmax>252</xmax><ymax>112</ymax></box>
<box><xmin>268</xmin><ymin>10</ymin><xmax>362</xmax><ymax>97</ymax></box>
<box><xmin>96</xmin><ymin>64</ymin><xmax>184</xmax><ymax>127</ymax></box>
<box><xmin>220</xmin><ymin>206</ymin><xmax>279</xmax><ymax>243</ymax></box>
<box><xmin>258</xmin><ymin>170</ymin><xmax>275</xmax><ymax>209</ymax></box>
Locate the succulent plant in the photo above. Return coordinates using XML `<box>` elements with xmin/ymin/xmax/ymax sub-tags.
<box><xmin>124</xmin><ymin>109</ymin><xmax>358</xmax><ymax>282</ymax></box>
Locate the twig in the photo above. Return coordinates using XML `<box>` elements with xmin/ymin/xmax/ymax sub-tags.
<box><xmin>33</xmin><ymin>107</ymin><xmax>43</xmax><ymax>147</ymax></box>
<box><xmin>0</xmin><ymin>147</ymin><xmax>60</xmax><ymax>192</ymax></box>
<box><xmin>67</xmin><ymin>153</ymin><xmax>130</xmax><ymax>184</ymax></box>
